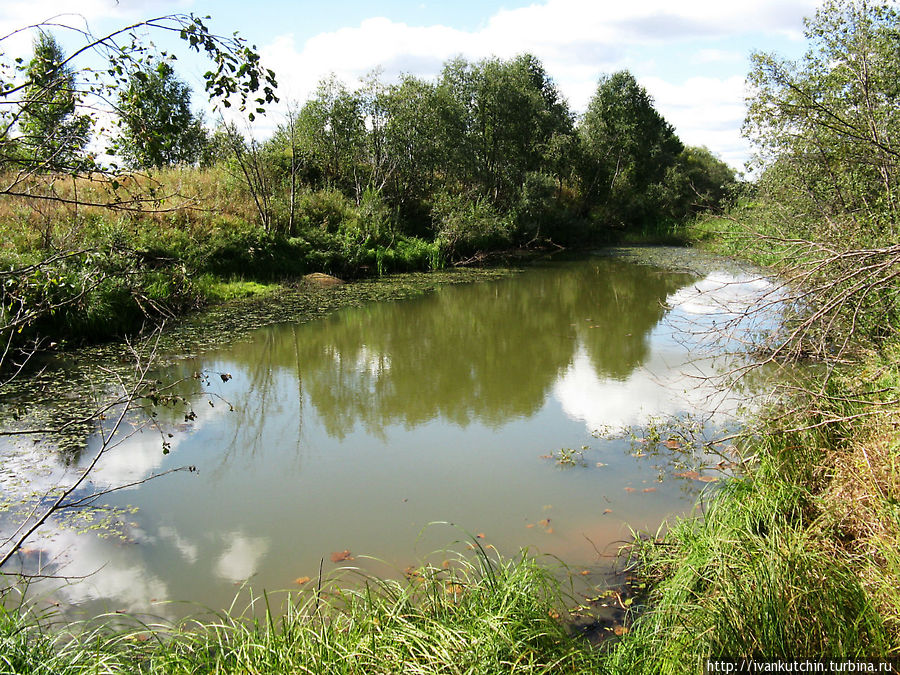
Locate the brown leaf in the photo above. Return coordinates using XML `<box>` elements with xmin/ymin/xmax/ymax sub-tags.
<box><xmin>664</xmin><ymin>439</ymin><xmax>680</xmax><ymax>449</ymax></box>
<box><xmin>545</xmin><ymin>527</ymin><xmax>554</xmax><ymax>534</ymax></box>
<box><xmin>538</xmin><ymin>518</ymin><xmax>551</xmax><ymax>527</ymax></box>
<box><xmin>330</xmin><ymin>550</ymin><xmax>353</xmax><ymax>563</ymax></box>
<box><xmin>697</xmin><ymin>475</ymin><xmax>719</xmax><ymax>483</ymax></box>
<box><xmin>526</xmin><ymin>523</ymin><xmax>535</xmax><ymax>529</ymax></box>
<box><xmin>613</xmin><ymin>625</ymin><xmax>629</xmax><ymax>636</ymax></box>
<box><xmin>294</xmin><ymin>576</ymin><xmax>311</xmax><ymax>585</ymax></box>
<box><xmin>580</xmin><ymin>570</ymin><xmax>591</xmax><ymax>576</ymax></box>
<box><xmin>476</xmin><ymin>533</ymin><xmax>486</xmax><ymax>539</ymax></box>
<box><xmin>603</xmin><ymin>509</ymin><xmax>612</xmax><ymax>514</ymax></box>
<box><xmin>624</xmin><ymin>487</ymin><xmax>637</xmax><ymax>493</ymax></box>
<box><xmin>674</xmin><ymin>470</ymin><xmax>700</xmax><ymax>480</ymax></box>
<box><xmin>642</xmin><ymin>487</ymin><xmax>657</xmax><ymax>493</ymax></box>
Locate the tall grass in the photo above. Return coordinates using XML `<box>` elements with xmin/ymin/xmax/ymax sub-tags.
<box><xmin>0</xmin><ymin>547</ymin><xmax>603</xmax><ymax>674</ymax></box>
<box><xmin>605</xmin><ymin>361</ymin><xmax>900</xmax><ymax>672</ymax></box>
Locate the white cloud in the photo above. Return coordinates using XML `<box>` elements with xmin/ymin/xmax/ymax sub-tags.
<box><xmin>641</xmin><ymin>75</ymin><xmax>749</xmax><ymax>168</ymax></box>
<box><xmin>254</xmin><ymin>0</ymin><xmax>820</xmax><ymax>168</ymax></box>
<box><xmin>692</xmin><ymin>49</ymin><xmax>743</xmax><ymax>65</ymax></box>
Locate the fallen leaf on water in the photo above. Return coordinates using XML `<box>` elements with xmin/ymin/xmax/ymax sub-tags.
<box><xmin>631</xmin><ymin>452</ymin><xmax>647</xmax><ymax>458</ymax></box>
<box><xmin>674</xmin><ymin>471</ymin><xmax>701</xmax><ymax>480</ymax></box>
<box><xmin>538</xmin><ymin>518</ymin><xmax>551</xmax><ymax>527</ymax></box>
<box><xmin>539</xmin><ymin>454</ymin><xmax>553</xmax><ymax>459</ymax></box>
<box><xmin>330</xmin><ymin>550</ymin><xmax>353</xmax><ymax>563</ymax></box>
<box><xmin>545</xmin><ymin>527</ymin><xmax>554</xmax><ymax>534</ymax></box>
<box><xmin>603</xmin><ymin>509</ymin><xmax>612</xmax><ymax>515</ymax></box>
<box><xmin>581</xmin><ymin>570</ymin><xmax>591</xmax><ymax>576</ymax></box>
<box><xmin>542</xmin><ymin>504</ymin><xmax>553</xmax><ymax>511</ymax></box>
<box><xmin>596</xmin><ymin>462</ymin><xmax>607</xmax><ymax>467</ymax></box>
<box><xmin>697</xmin><ymin>475</ymin><xmax>719</xmax><ymax>483</ymax></box>
<box><xmin>642</xmin><ymin>487</ymin><xmax>657</xmax><ymax>493</ymax></box>
<box><xmin>526</xmin><ymin>523</ymin><xmax>535</xmax><ymax>529</ymax></box>
<box><xmin>664</xmin><ymin>439</ymin><xmax>680</xmax><ymax>449</ymax></box>
<box><xmin>624</xmin><ymin>487</ymin><xmax>637</xmax><ymax>493</ymax></box>
<box><xmin>476</xmin><ymin>533</ymin><xmax>485</xmax><ymax>539</ymax></box>
<box><xmin>294</xmin><ymin>576</ymin><xmax>311</xmax><ymax>585</ymax></box>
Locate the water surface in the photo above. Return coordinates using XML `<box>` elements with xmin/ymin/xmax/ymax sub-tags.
<box><xmin>0</xmin><ymin>251</ymin><xmax>775</xmax><ymax>618</ymax></box>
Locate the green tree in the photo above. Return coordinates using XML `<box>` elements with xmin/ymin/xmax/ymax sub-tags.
<box><xmin>578</xmin><ymin>71</ymin><xmax>683</xmax><ymax>229</ymax></box>
<box><xmin>17</xmin><ymin>30</ymin><xmax>90</xmax><ymax>171</ymax></box>
<box><xmin>745</xmin><ymin>0</ymin><xmax>900</xmax><ymax>240</ymax></box>
<box><xmin>113</xmin><ymin>61</ymin><xmax>208</xmax><ymax>169</ymax></box>
<box><xmin>742</xmin><ymin>0</ymin><xmax>900</xmax><ymax>354</ymax></box>
<box><xmin>663</xmin><ymin>146</ymin><xmax>736</xmax><ymax>219</ymax></box>
<box><xmin>295</xmin><ymin>75</ymin><xmax>366</xmax><ymax>196</ymax></box>
<box><xmin>436</xmin><ymin>55</ymin><xmax>574</xmax><ymax>208</ymax></box>
<box><xmin>381</xmin><ymin>75</ymin><xmax>444</xmax><ymax>232</ymax></box>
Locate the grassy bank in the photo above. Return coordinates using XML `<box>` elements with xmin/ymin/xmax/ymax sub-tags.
<box><xmin>0</xmin><ymin>168</ymin><xmax>450</xmax><ymax>352</ymax></box>
<box><xmin>606</xmin><ymin>367</ymin><xmax>900</xmax><ymax>670</ymax></box>
<box><xmin>0</xmin><ymin>548</ymin><xmax>604</xmax><ymax>674</ymax></box>
<box><xmin>599</xmin><ymin>209</ymin><xmax>900</xmax><ymax>669</ymax></box>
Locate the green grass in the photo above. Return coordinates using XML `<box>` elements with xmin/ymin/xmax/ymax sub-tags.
<box><xmin>604</xmin><ymin>357</ymin><xmax>900</xmax><ymax>672</ymax></box>
<box><xmin>192</xmin><ymin>276</ymin><xmax>277</xmax><ymax>303</ymax></box>
<box><xmin>0</xmin><ymin>548</ymin><xmax>604</xmax><ymax>674</ymax></box>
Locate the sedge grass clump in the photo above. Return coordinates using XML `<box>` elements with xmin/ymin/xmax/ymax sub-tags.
<box><xmin>605</xmin><ymin>359</ymin><xmax>900</xmax><ymax>673</ymax></box>
<box><xmin>149</xmin><ymin>548</ymin><xmax>602</xmax><ymax>674</ymax></box>
<box><xmin>606</xmin><ymin>472</ymin><xmax>890</xmax><ymax>674</ymax></box>
<box><xmin>0</xmin><ymin>548</ymin><xmax>603</xmax><ymax>674</ymax></box>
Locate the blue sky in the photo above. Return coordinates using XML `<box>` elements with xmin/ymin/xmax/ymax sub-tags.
<box><xmin>1</xmin><ymin>0</ymin><xmax>823</xmax><ymax>171</ymax></box>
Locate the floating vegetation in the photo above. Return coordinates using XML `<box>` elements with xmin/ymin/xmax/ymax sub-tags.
<box><xmin>541</xmin><ymin>447</ymin><xmax>588</xmax><ymax>467</ymax></box>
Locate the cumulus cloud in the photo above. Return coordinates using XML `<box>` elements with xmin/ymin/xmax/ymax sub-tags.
<box><xmin>641</xmin><ymin>75</ymin><xmax>749</xmax><ymax>169</ymax></box>
<box><xmin>3</xmin><ymin>0</ymin><xmax>822</xmax><ymax>167</ymax></box>
<box><xmin>254</xmin><ymin>0</ymin><xmax>819</xmax><ymax>167</ymax></box>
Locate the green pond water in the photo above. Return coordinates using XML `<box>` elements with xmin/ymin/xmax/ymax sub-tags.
<box><xmin>0</xmin><ymin>250</ymin><xmax>778</xmax><ymax>619</ymax></box>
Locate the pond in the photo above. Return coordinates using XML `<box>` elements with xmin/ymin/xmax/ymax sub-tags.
<box><xmin>0</xmin><ymin>249</ymin><xmax>778</xmax><ymax>620</ymax></box>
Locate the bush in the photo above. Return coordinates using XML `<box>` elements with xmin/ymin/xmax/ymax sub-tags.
<box><xmin>431</xmin><ymin>191</ymin><xmax>512</xmax><ymax>259</ymax></box>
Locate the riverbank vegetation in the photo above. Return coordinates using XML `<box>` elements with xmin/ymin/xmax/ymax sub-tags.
<box><xmin>0</xmin><ymin>17</ymin><xmax>735</xmax><ymax>359</ymax></box>
<box><xmin>607</xmin><ymin>0</ymin><xmax>900</xmax><ymax>669</ymax></box>
<box><xmin>0</xmin><ymin>547</ymin><xmax>606</xmax><ymax>674</ymax></box>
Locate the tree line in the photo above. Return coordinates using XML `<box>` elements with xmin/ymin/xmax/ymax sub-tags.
<box><xmin>3</xmin><ymin>29</ymin><xmax>736</xmax><ymax>259</ymax></box>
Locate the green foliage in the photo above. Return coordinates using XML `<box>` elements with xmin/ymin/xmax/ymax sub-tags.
<box><xmin>113</xmin><ymin>61</ymin><xmax>208</xmax><ymax>169</ymax></box>
<box><xmin>745</xmin><ymin>0</ymin><xmax>900</xmax><ymax>240</ymax></box>
<box><xmin>16</xmin><ymin>31</ymin><xmax>91</xmax><ymax>172</ymax></box>
<box><xmin>664</xmin><ymin>146</ymin><xmax>737</xmax><ymax>218</ymax></box>
<box><xmin>0</xmin><ymin>550</ymin><xmax>603</xmax><ymax>674</ymax></box>
<box><xmin>579</xmin><ymin>71</ymin><xmax>684</xmax><ymax>229</ymax></box>
<box><xmin>432</xmin><ymin>191</ymin><xmax>513</xmax><ymax>257</ymax></box>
